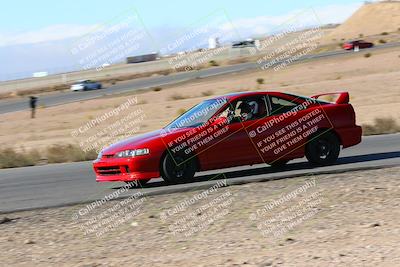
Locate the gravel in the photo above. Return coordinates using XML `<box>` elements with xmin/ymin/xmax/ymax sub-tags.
<box><xmin>0</xmin><ymin>167</ymin><xmax>399</xmax><ymax>266</ymax></box>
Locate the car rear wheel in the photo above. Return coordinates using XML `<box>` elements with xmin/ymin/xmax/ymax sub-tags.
<box><xmin>125</xmin><ymin>179</ymin><xmax>150</xmax><ymax>188</ymax></box>
<box><xmin>305</xmin><ymin>131</ymin><xmax>340</xmax><ymax>165</ymax></box>
<box><xmin>161</xmin><ymin>153</ymin><xmax>196</xmax><ymax>184</ymax></box>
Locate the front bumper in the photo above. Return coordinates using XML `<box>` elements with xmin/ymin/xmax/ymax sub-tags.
<box><xmin>93</xmin><ymin>156</ymin><xmax>160</xmax><ymax>182</ymax></box>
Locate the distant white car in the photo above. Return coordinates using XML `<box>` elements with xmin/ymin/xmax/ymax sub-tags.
<box><xmin>70</xmin><ymin>80</ymin><xmax>102</xmax><ymax>91</ymax></box>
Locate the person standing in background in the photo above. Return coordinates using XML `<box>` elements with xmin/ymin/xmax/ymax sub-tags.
<box><xmin>29</xmin><ymin>96</ymin><xmax>38</xmax><ymax>119</ymax></box>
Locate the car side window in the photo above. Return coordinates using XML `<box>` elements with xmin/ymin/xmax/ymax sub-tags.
<box><xmin>226</xmin><ymin>96</ymin><xmax>269</xmax><ymax>123</ymax></box>
<box><xmin>269</xmin><ymin>96</ymin><xmax>297</xmax><ymax>115</ymax></box>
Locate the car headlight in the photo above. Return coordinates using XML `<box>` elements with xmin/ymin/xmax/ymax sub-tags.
<box><xmin>97</xmin><ymin>151</ymin><xmax>103</xmax><ymax>159</ymax></box>
<box><xmin>114</xmin><ymin>148</ymin><xmax>150</xmax><ymax>158</ymax></box>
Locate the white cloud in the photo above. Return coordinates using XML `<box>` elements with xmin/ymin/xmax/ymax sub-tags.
<box><xmin>219</xmin><ymin>2</ymin><xmax>363</xmax><ymax>37</ymax></box>
<box><xmin>0</xmin><ymin>24</ymin><xmax>98</xmax><ymax>47</ymax></box>
<box><xmin>0</xmin><ymin>3</ymin><xmax>363</xmax><ymax>47</ymax></box>
<box><xmin>311</xmin><ymin>3</ymin><xmax>363</xmax><ymax>24</ymax></box>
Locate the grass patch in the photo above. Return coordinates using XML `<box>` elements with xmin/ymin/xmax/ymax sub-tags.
<box><xmin>152</xmin><ymin>87</ymin><xmax>162</xmax><ymax>92</ymax></box>
<box><xmin>46</xmin><ymin>144</ymin><xmax>97</xmax><ymax>163</ymax></box>
<box><xmin>362</xmin><ymin>117</ymin><xmax>400</xmax><ymax>136</ymax></box>
<box><xmin>201</xmin><ymin>90</ymin><xmax>214</xmax><ymax>97</ymax></box>
<box><xmin>256</xmin><ymin>78</ymin><xmax>265</xmax><ymax>85</ymax></box>
<box><xmin>364</xmin><ymin>53</ymin><xmax>372</xmax><ymax>58</ymax></box>
<box><xmin>209</xmin><ymin>60</ymin><xmax>219</xmax><ymax>67</ymax></box>
<box><xmin>0</xmin><ymin>148</ymin><xmax>41</xmax><ymax>169</ymax></box>
<box><xmin>381</xmin><ymin>32</ymin><xmax>389</xmax><ymax>36</ymax></box>
<box><xmin>177</xmin><ymin>108</ymin><xmax>187</xmax><ymax>116</ymax></box>
<box><xmin>169</xmin><ymin>93</ymin><xmax>188</xmax><ymax>101</ymax></box>
<box><xmin>379</xmin><ymin>39</ymin><xmax>387</xmax><ymax>44</ymax></box>
<box><xmin>0</xmin><ymin>144</ymin><xmax>98</xmax><ymax>169</ymax></box>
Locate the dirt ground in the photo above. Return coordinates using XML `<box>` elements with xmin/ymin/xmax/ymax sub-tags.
<box><xmin>0</xmin><ymin>167</ymin><xmax>399</xmax><ymax>266</ymax></box>
<box><xmin>0</xmin><ymin>46</ymin><xmax>399</xmax><ymax>152</ymax></box>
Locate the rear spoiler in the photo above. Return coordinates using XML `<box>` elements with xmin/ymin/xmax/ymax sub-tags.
<box><xmin>311</xmin><ymin>92</ymin><xmax>349</xmax><ymax>104</ymax></box>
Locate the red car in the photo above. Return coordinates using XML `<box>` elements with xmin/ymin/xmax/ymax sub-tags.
<box><xmin>343</xmin><ymin>40</ymin><xmax>374</xmax><ymax>50</ymax></box>
<box><xmin>93</xmin><ymin>91</ymin><xmax>362</xmax><ymax>185</ymax></box>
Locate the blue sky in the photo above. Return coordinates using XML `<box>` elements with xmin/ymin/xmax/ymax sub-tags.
<box><xmin>0</xmin><ymin>0</ymin><xmax>364</xmax><ymax>80</ymax></box>
<box><xmin>2</xmin><ymin>0</ymin><xmax>363</xmax><ymax>31</ymax></box>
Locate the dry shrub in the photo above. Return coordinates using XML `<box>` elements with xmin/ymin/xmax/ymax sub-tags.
<box><xmin>0</xmin><ymin>145</ymin><xmax>97</xmax><ymax>169</ymax></box>
<box><xmin>201</xmin><ymin>90</ymin><xmax>214</xmax><ymax>97</ymax></box>
<box><xmin>176</xmin><ymin>108</ymin><xmax>187</xmax><ymax>116</ymax></box>
<box><xmin>169</xmin><ymin>93</ymin><xmax>188</xmax><ymax>101</ymax></box>
<box><xmin>362</xmin><ymin>117</ymin><xmax>400</xmax><ymax>136</ymax></box>
<box><xmin>209</xmin><ymin>60</ymin><xmax>219</xmax><ymax>67</ymax></box>
<box><xmin>46</xmin><ymin>144</ymin><xmax>97</xmax><ymax>163</ymax></box>
<box><xmin>0</xmin><ymin>92</ymin><xmax>16</xmax><ymax>100</ymax></box>
<box><xmin>0</xmin><ymin>148</ymin><xmax>41</xmax><ymax>169</ymax></box>
<box><xmin>256</xmin><ymin>78</ymin><xmax>265</xmax><ymax>85</ymax></box>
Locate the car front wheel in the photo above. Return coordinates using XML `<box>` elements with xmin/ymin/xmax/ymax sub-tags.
<box><xmin>161</xmin><ymin>153</ymin><xmax>196</xmax><ymax>184</ymax></box>
<box><xmin>305</xmin><ymin>131</ymin><xmax>340</xmax><ymax>165</ymax></box>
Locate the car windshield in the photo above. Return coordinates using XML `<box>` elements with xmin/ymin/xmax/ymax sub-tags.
<box><xmin>166</xmin><ymin>98</ymin><xmax>228</xmax><ymax>129</ymax></box>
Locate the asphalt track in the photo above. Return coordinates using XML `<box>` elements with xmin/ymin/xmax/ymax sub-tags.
<box><xmin>0</xmin><ymin>133</ymin><xmax>399</xmax><ymax>214</ymax></box>
<box><xmin>0</xmin><ymin>42</ymin><xmax>399</xmax><ymax>115</ymax></box>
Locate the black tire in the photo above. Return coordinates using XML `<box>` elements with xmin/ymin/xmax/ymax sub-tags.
<box><xmin>161</xmin><ymin>153</ymin><xmax>196</xmax><ymax>184</ymax></box>
<box><xmin>83</xmin><ymin>86</ymin><xmax>88</xmax><ymax>91</ymax></box>
<box><xmin>97</xmin><ymin>84</ymin><xmax>102</xmax><ymax>89</ymax></box>
<box><xmin>305</xmin><ymin>131</ymin><xmax>340</xmax><ymax>165</ymax></box>
<box><xmin>269</xmin><ymin>159</ymin><xmax>289</xmax><ymax>169</ymax></box>
<box><xmin>125</xmin><ymin>179</ymin><xmax>150</xmax><ymax>188</ymax></box>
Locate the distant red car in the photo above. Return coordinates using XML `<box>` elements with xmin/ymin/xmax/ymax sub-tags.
<box><xmin>343</xmin><ymin>40</ymin><xmax>374</xmax><ymax>50</ymax></box>
<box><xmin>93</xmin><ymin>91</ymin><xmax>362</xmax><ymax>185</ymax></box>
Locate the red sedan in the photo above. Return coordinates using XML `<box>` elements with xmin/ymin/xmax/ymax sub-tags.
<box><xmin>93</xmin><ymin>91</ymin><xmax>362</xmax><ymax>185</ymax></box>
<box><xmin>343</xmin><ymin>40</ymin><xmax>374</xmax><ymax>50</ymax></box>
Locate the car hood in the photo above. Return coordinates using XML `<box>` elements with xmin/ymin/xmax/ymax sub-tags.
<box><xmin>101</xmin><ymin>128</ymin><xmax>187</xmax><ymax>155</ymax></box>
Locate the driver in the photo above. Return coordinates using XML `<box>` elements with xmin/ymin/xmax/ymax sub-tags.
<box><xmin>238</xmin><ymin>101</ymin><xmax>253</xmax><ymax>121</ymax></box>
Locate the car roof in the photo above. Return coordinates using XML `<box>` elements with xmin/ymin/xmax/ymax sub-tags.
<box><xmin>348</xmin><ymin>40</ymin><xmax>366</xmax><ymax>43</ymax></box>
<box><xmin>210</xmin><ymin>91</ymin><xmax>285</xmax><ymax>101</ymax></box>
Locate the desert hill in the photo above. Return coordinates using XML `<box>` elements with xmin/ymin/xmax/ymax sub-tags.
<box><xmin>326</xmin><ymin>1</ymin><xmax>400</xmax><ymax>41</ymax></box>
